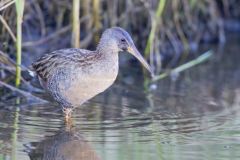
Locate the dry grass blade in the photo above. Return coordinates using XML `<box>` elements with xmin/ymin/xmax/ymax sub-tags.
<box><xmin>0</xmin><ymin>15</ymin><xmax>16</xmax><ymax>42</ymax></box>
<box><xmin>0</xmin><ymin>80</ymin><xmax>47</xmax><ymax>103</ymax></box>
<box><xmin>0</xmin><ymin>0</ymin><xmax>15</xmax><ymax>11</ymax></box>
<box><xmin>71</xmin><ymin>0</ymin><xmax>80</xmax><ymax>48</ymax></box>
<box><xmin>22</xmin><ymin>25</ymin><xmax>71</xmax><ymax>47</ymax></box>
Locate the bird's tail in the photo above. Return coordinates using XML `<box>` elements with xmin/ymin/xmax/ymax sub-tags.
<box><xmin>21</xmin><ymin>69</ymin><xmax>35</xmax><ymax>81</ymax></box>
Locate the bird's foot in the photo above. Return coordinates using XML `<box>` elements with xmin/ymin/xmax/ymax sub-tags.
<box><xmin>62</xmin><ymin>108</ymin><xmax>73</xmax><ymax>125</ymax></box>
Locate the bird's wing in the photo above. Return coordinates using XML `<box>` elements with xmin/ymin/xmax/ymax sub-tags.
<box><xmin>31</xmin><ymin>48</ymin><xmax>99</xmax><ymax>82</ymax></box>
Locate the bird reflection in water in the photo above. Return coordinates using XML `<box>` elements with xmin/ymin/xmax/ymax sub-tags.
<box><xmin>25</xmin><ymin>124</ymin><xmax>100</xmax><ymax>160</ymax></box>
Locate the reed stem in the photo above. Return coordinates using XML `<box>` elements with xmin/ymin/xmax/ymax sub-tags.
<box><xmin>93</xmin><ymin>0</ymin><xmax>101</xmax><ymax>43</ymax></box>
<box><xmin>72</xmin><ymin>0</ymin><xmax>80</xmax><ymax>48</ymax></box>
<box><xmin>152</xmin><ymin>50</ymin><xmax>213</xmax><ymax>82</ymax></box>
<box><xmin>15</xmin><ymin>0</ymin><xmax>25</xmax><ymax>87</ymax></box>
<box><xmin>144</xmin><ymin>0</ymin><xmax>166</xmax><ymax>58</ymax></box>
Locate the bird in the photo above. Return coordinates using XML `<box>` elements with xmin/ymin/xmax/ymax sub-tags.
<box><xmin>31</xmin><ymin>27</ymin><xmax>153</xmax><ymax>121</ymax></box>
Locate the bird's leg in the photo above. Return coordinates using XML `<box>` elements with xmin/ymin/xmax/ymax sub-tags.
<box><xmin>62</xmin><ymin>107</ymin><xmax>73</xmax><ymax>124</ymax></box>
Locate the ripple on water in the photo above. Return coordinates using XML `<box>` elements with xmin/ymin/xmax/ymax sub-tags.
<box><xmin>1</xmin><ymin>41</ymin><xmax>240</xmax><ymax>159</ymax></box>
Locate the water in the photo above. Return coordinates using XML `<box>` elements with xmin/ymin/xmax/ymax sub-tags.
<box><xmin>0</xmin><ymin>34</ymin><xmax>240</xmax><ymax>160</ymax></box>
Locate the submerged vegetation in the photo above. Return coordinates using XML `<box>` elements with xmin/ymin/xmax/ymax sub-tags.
<box><xmin>0</xmin><ymin>0</ymin><xmax>239</xmax><ymax>96</ymax></box>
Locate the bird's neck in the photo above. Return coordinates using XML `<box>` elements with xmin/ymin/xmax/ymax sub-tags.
<box><xmin>95</xmin><ymin>37</ymin><xmax>119</xmax><ymax>76</ymax></box>
<box><xmin>96</xmin><ymin>36</ymin><xmax>119</xmax><ymax>59</ymax></box>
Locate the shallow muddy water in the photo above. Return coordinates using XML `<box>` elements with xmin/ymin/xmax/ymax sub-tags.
<box><xmin>0</xmin><ymin>34</ymin><xmax>240</xmax><ymax>160</ymax></box>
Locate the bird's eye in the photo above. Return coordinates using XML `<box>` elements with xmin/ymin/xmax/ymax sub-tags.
<box><xmin>121</xmin><ymin>38</ymin><xmax>126</xmax><ymax>42</ymax></box>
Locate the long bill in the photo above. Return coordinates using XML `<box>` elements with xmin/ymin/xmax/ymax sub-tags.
<box><xmin>128</xmin><ymin>45</ymin><xmax>154</xmax><ymax>77</ymax></box>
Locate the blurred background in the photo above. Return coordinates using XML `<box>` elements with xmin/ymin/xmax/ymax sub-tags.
<box><xmin>0</xmin><ymin>0</ymin><xmax>239</xmax><ymax>70</ymax></box>
<box><xmin>0</xmin><ymin>0</ymin><xmax>240</xmax><ymax>160</ymax></box>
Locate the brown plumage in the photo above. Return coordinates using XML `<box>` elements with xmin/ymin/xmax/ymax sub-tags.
<box><xmin>31</xmin><ymin>27</ymin><xmax>153</xmax><ymax>120</ymax></box>
<box><xmin>32</xmin><ymin>49</ymin><xmax>100</xmax><ymax>82</ymax></box>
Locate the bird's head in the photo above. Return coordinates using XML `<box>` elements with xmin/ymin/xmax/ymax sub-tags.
<box><xmin>100</xmin><ymin>27</ymin><xmax>154</xmax><ymax>76</ymax></box>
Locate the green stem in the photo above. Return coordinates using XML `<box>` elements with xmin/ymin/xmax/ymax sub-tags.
<box><xmin>152</xmin><ymin>50</ymin><xmax>213</xmax><ymax>82</ymax></box>
<box><xmin>15</xmin><ymin>0</ymin><xmax>25</xmax><ymax>87</ymax></box>
<box><xmin>144</xmin><ymin>0</ymin><xmax>166</xmax><ymax>58</ymax></box>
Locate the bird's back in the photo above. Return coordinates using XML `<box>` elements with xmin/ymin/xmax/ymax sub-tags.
<box><xmin>32</xmin><ymin>48</ymin><xmax>100</xmax><ymax>83</ymax></box>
